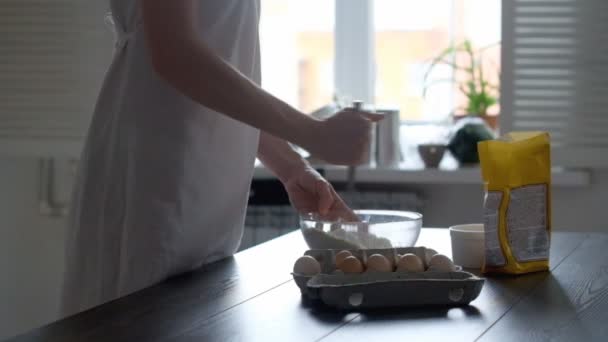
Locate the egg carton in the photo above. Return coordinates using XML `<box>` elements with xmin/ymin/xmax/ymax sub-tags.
<box><xmin>292</xmin><ymin>247</ymin><xmax>484</xmax><ymax>310</ymax></box>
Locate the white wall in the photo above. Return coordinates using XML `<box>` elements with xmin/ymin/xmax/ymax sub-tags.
<box><xmin>0</xmin><ymin>157</ymin><xmax>67</xmax><ymax>340</ymax></box>
<box><xmin>551</xmin><ymin>170</ymin><xmax>606</xmax><ymax>231</ymax></box>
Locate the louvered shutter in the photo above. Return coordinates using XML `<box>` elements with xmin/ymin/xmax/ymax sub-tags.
<box><xmin>0</xmin><ymin>0</ymin><xmax>113</xmax><ymax>157</ymax></box>
<box><xmin>501</xmin><ymin>0</ymin><xmax>608</xmax><ymax>168</ymax></box>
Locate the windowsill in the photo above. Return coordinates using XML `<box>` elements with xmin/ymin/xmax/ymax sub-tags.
<box><xmin>253</xmin><ymin>164</ymin><xmax>591</xmax><ymax>188</ymax></box>
<box><xmin>0</xmin><ymin>140</ymin><xmax>590</xmax><ymax>188</ymax></box>
<box><xmin>254</xmin><ymin>137</ymin><xmax>590</xmax><ymax>187</ymax></box>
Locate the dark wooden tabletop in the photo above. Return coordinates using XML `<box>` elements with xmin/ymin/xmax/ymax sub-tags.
<box><xmin>6</xmin><ymin>228</ymin><xmax>608</xmax><ymax>342</ymax></box>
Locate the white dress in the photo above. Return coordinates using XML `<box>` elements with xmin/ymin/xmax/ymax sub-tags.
<box><xmin>61</xmin><ymin>1</ymin><xmax>261</xmax><ymax>316</ymax></box>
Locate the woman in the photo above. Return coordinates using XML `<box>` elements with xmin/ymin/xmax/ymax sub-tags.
<box><xmin>61</xmin><ymin>1</ymin><xmax>381</xmax><ymax>316</ymax></box>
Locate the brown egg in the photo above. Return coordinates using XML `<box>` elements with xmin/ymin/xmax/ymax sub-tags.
<box><xmin>424</xmin><ymin>248</ymin><xmax>438</xmax><ymax>268</ymax></box>
<box><xmin>428</xmin><ymin>254</ymin><xmax>456</xmax><ymax>272</ymax></box>
<box><xmin>396</xmin><ymin>253</ymin><xmax>425</xmax><ymax>272</ymax></box>
<box><xmin>338</xmin><ymin>256</ymin><xmax>365</xmax><ymax>273</ymax></box>
<box><xmin>366</xmin><ymin>254</ymin><xmax>392</xmax><ymax>272</ymax></box>
<box><xmin>293</xmin><ymin>255</ymin><xmax>321</xmax><ymax>276</ymax></box>
<box><xmin>334</xmin><ymin>250</ymin><xmax>353</xmax><ymax>267</ymax></box>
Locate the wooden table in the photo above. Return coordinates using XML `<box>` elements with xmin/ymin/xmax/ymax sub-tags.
<box><xmin>6</xmin><ymin>229</ymin><xmax>608</xmax><ymax>342</ymax></box>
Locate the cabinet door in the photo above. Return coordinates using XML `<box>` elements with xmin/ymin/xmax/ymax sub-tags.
<box><xmin>0</xmin><ymin>158</ymin><xmax>69</xmax><ymax>340</ymax></box>
<box><xmin>0</xmin><ymin>0</ymin><xmax>114</xmax><ymax>158</ymax></box>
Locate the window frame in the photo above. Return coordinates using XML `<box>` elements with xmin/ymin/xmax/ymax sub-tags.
<box><xmin>334</xmin><ymin>0</ymin><xmax>375</xmax><ymax>106</ymax></box>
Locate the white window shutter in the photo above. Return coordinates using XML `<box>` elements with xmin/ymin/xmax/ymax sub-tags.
<box><xmin>0</xmin><ymin>0</ymin><xmax>113</xmax><ymax>157</ymax></box>
<box><xmin>501</xmin><ymin>0</ymin><xmax>608</xmax><ymax>168</ymax></box>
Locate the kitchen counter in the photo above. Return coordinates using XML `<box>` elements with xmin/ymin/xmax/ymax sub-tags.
<box><xmin>6</xmin><ymin>228</ymin><xmax>607</xmax><ymax>342</ymax></box>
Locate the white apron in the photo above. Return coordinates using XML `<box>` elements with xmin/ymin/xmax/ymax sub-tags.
<box><xmin>61</xmin><ymin>1</ymin><xmax>261</xmax><ymax>316</ymax></box>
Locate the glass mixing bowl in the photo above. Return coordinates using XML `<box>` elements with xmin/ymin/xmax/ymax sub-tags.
<box><xmin>300</xmin><ymin>210</ymin><xmax>422</xmax><ymax>250</ymax></box>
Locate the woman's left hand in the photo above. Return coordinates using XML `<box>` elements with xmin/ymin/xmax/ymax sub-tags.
<box><xmin>282</xmin><ymin>166</ymin><xmax>358</xmax><ymax>221</ymax></box>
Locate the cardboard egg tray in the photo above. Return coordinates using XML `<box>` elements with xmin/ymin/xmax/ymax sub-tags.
<box><xmin>293</xmin><ymin>247</ymin><xmax>484</xmax><ymax>310</ymax></box>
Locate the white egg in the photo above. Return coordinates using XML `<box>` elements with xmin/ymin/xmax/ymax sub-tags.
<box><xmin>366</xmin><ymin>254</ymin><xmax>392</xmax><ymax>272</ymax></box>
<box><xmin>427</xmin><ymin>254</ymin><xmax>456</xmax><ymax>272</ymax></box>
<box><xmin>396</xmin><ymin>253</ymin><xmax>425</xmax><ymax>272</ymax></box>
<box><xmin>338</xmin><ymin>256</ymin><xmax>365</xmax><ymax>273</ymax></box>
<box><xmin>293</xmin><ymin>255</ymin><xmax>321</xmax><ymax>276</ymax></box>
<box><xmin>334</xmin><ymin>250</ymin><xmax>353</xmax><ymax>267</ymax></box>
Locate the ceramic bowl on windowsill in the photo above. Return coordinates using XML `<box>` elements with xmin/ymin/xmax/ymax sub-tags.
<box><xmin>417</xmin><ymin>144</ymin><xmax>447</xmax><ymax>168</ymax></box>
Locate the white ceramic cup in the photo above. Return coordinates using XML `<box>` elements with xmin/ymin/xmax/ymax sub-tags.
<box><xmin>449</xmin><ymin>224</ymin><xmax>484</xmax><ymax>269</ymax></box>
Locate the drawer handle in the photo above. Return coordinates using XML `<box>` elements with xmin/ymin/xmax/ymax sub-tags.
<box><xmin>38</xmin><ymin>158</ymin><xmax>71</xmax><ymax>217</ymax></box>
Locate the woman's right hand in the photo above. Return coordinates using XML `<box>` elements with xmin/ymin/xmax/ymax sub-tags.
<box><xmin>306</xmin><ymin>109</ymin><xmax>384</xmax><ymax>166</ymax></box>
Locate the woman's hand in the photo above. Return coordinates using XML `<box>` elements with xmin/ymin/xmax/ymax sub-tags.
<box><xmin>282</xmin><ymin>166</ymin><xmax>358</xmax><ymax>221</ymax></box>
<box><xmin>304</xmin><ymin>109</ymin><xmax>384</xmax><ymax>166</ymax></box>
<box><xmin>256</xmin><ymin>132</ymin><xmax>357</xmax><ymax>221</ymax></box>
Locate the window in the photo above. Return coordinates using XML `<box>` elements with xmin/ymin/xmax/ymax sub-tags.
<box><xmin>374</xmin><ymin>0</ymin><xmax>454</xmax><ymax>121</ymax></box>
<box><xmin>259</xmin><ymin>0</ymin><xmax>335</xmax><ymax>113</ymax></box>
<box><xmin>260</xmin><ymin>0</ymin><xmax>501</xmax><ymax>122</ymax></box>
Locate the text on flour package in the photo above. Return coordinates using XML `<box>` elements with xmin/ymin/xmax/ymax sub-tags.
<box><xmin>478</xmin><ymin>132</ymin><xmax>551</xmax><ymax>274</ymax></box>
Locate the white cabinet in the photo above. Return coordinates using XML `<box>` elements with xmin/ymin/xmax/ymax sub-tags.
<box><xmin>0</xmin><ymin>1</ymin><xmax>113</xmax><ymax>338</ymax></box>
<box><xmin>0</xmin><ymin>158</ymin><xmax>70</xmax><ymax>340</ymax></box>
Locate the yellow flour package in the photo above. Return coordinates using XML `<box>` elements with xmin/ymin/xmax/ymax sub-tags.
<box><xmin>478</xmin><ymin>132</ymin><xmax>551</xmax><ymax>274</ymax></box>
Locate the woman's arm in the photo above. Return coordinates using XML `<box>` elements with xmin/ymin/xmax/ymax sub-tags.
<box><xmin>257</xmin><ymin>132</ymin><xmax>307</xmax><ymax>183</ymax></box>
<box><xmin>140</xmin><ymin>1</ymin><xmax>382</xmax><ymax>166</ymax></box>
<box><xmin>257</xmin><ymin>132</ymin><xmax>358</xmax><ymax>220</ymax></box>
<box><xmin>140</xmin><ymin>2</ymin><xmax>312</xmax><ymax>146</ymax></box>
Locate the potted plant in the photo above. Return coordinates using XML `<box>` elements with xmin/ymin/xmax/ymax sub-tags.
<box><xmin>423</xmin><ymin>39</ymin><xmax>500</xmax><ymax>129</ymax></box>
<box><xmin>420</xmin><ymin>40</ymin><xmax>500</xmax><ymax>165</ymax></box>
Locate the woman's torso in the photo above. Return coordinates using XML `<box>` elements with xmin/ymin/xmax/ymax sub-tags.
<box><xmin>62</xmin><ymin>0</ymin><xmax>262</xmax><ymax>315</ymax></box>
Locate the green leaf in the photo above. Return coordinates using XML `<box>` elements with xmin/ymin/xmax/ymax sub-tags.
<box><xmin>423</xmin><ymin>39</ymin><xmax>501</xmax><ymax>116</ymax></box>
